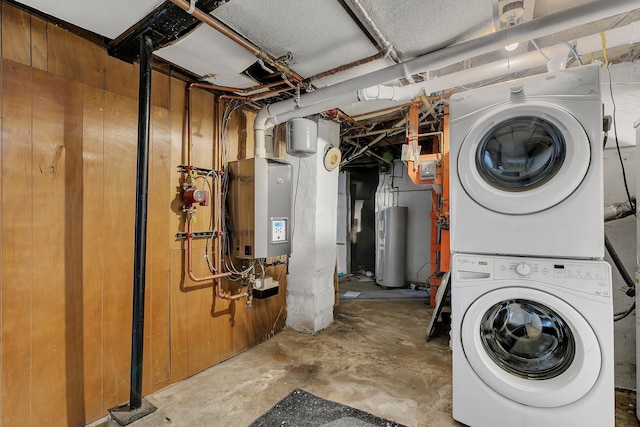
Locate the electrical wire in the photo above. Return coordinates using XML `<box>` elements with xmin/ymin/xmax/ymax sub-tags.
<box><xmin>416</xmin><ymin>261</ymin><xmax>431</xmax><ymax>283</ymax></box>
<box><xmin>219</xmin><ymin>98</ymin><xmax>264</xmax><ymax>282</ymax></box>
<box><xmin>605</xmin><ymin>233</ymin><xmax>635</xmax><ymax>291</ymax></box>
<box><xmin>290</xmin><ymin>157</ymin><xmax>302</xmax><ymax>238</ymax></box>
<box><xmin>606</xmin><ymin>66</ymin><xmax>636</xmax><ymax>216</ymax></box>
<box><xmin>558</xmin><ymin>41</ymin><xmax>583</xmax><ymax>66</ymax></box>
<box><xmin>614</xmin><ymin>302</ymin><xmax>635</xmax><ymax>322</ymax></box>
<box><xmin>605</xmin><ymin>232</ymin><xmax>636</xmax><ymax>322</ymax></box>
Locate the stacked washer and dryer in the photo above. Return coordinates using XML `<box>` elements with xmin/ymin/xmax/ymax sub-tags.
<box><xmin>449</xmin><ymin>64</ymin><xmax>614</xmax><ymax>427</ymax></box>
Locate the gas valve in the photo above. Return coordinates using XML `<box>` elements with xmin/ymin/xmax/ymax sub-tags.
<box><xmin>183</xmin><ymin>188</ymin><xmax>210</xmax><ymax>206</ymax></box>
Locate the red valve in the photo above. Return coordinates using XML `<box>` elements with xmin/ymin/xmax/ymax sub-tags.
<box><xmin>325</xmin><ymin>109</ymin><xmax>339</xmax><ymax>119</ymax></box>
<box><xmin>183</xmin><ymin>188</ymin><xmax>210</xmax><ymax>206</ymax></box>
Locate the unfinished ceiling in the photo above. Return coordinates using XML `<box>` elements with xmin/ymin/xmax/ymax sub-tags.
<box><xmin>13</xmin><ymin>0</ymin><xmax>640</xmax><ymax>167</ymax></box>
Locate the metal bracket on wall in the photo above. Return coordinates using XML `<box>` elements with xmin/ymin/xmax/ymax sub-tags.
<box><xmin>176</xmin><ymin>231</ymin><xmax>217</xmax><ymax>240</ymax></box>
<box><xmin>177</xmin><ymin>165</ymin><xmax>220</xmax><ymax>176</ymax></box>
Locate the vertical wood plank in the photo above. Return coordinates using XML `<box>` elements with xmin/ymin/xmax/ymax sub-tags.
<box><xmin>1</xmin><ymin>59</ymin><xmax>32</xmax><ymax>427</ymax></box>
<box><xmin>168</xmin><ymin>77</ymin><xmax>188</xmax><ymax>382</ymax></box>
<box><xmin>102</xmin><ymin>93</ymin><xmax>137</xmax><ymax>410</ymax></box>
<box><xmin>169</xmin><ymin>77</ymin><xmax>186</xmax><ymax>252</ymax></box>
<box><xmin>0</xmin><ymin>3</ymin><xmax>2</xmax><ymax>58</ymax></box>
<box><xmin>47</xmin><ymin>24</ymin><xmax>82</xmax><ymax>81</ymax></box>
<box><xmin>151</xmin><ymin>70</ymin><xmax>169</xmax><ymax>110</ymax></box>
<box><xmin>235</xmin><ymin>110</ymin><xmax>247</xmax><ymax>160</ymax></box>
<box><xmin>169</xmin><ymin>250</ymin><xmax>188</xmax><ymax>382</ymax></box>
<box><xmin>147</xmin><ymin>105</ymin><xmax>172</xmax><ymax>393</ymax></box>
<box><xmin>82</xmin><ymin>40</ymin><xmax>104</xmax><ymax>89</ymax></box>
<box><xmin>30</xmin><ymin>68</ymin><xmax>84</xmax><ymax>426</ymax></box>
<box><xmin>244</xmin><ymin>109</ymin><xmax>256</xmax><ymax>159</ymax></box>
<box><xmin>82</xmin><ymin>86</ymin><xmax>105</xmax><ymax>421</ymax></box>
<box><xmin>104</xmin><ymin>54</ymin><xmax>138</xmax><ymax>100</ymax></box>
<box><xmin>185</xmin><ymin>88</ymin><xmax>219</xmax><ymax>375</ymax></box>
<box><xmin>30</xmin><ymin>16</ymin><xmax>47</xmax><ymax>71</ymax></box>
<box><xmin>188</xmin><ymin>89</ymin><xmax>214</xmax><ymax>247</ymax></box>
<box><xmin>0</xmin><ymin>59</ymin><xmax>3</xmax><ymax>426</ymax></box>
<box><xmin>1</xmin><ymin>4</ymin><xmax>30</xmax><ymax>66</ymax></box>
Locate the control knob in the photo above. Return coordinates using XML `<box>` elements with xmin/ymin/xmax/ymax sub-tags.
<box><xmin>515</xmin><ymin>262</ymin><xmax>531</xmax><ymax>276</ymax></box>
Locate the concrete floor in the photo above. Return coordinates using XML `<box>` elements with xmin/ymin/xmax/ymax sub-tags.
<box><xmin>87</xmin><ymin>290</ymin><xmax>640</xmax><ymax>427</ymax></box>
<box><xmin>92</xmin><ymin>298</ymin><xmax>451</xmax><ymax>427</ymax></box>
<box><xmin>86</xmin><ymin>216</ymin><xmax>640</xmax><ymax>427</ymax></box>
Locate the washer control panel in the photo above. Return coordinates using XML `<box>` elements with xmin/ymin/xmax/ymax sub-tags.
<box><xmin>453</xmin><ymin>254</ymin><xmax>611</xmax><ymax>298</ymax></box>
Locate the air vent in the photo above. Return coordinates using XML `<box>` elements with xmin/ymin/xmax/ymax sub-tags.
<box><xmin>109</xmin><ymin>0</ymin><xmax>229</xmax><ymax>63</ymax></box>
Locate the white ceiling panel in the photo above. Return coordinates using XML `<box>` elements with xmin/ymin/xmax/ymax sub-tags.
<box><xmin>355</xmin><ymin>0</ymin><xmax>495</xmax><ymax>57</ymax></box>
<box><xmin>212</xmin><ymin>0</ymin><xmax>381</xmax><ymax>79</ymax></box>
<box><xmin>14</xmin><ymin>0</ymin><xmax>165</xmax><ymax>39</ymax></box>
<box><xmin>156</xmin><ymin>25</ymin><xmax>259</xmax><ymax>89</ymax></box>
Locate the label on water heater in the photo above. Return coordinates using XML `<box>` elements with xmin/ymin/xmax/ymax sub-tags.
<box><xmin>271</xmin><ymin>218</ymin><xmax>287</xmax><ymax>243</ymax></box>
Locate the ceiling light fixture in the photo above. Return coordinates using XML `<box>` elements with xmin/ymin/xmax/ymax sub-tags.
<box><xmin>504</xmin><ymin>42</ymin><xmax>519</xmax><ymax>52</ymax></box>
<box><xmin>500</xmin><ymin>0</ymin><xmax>525</xmax><ymax>52</ymax></box>
<box><xmin>500</xmin><ymin>0</ymin><xmax>525</xmax><ymax>27</ymax></box>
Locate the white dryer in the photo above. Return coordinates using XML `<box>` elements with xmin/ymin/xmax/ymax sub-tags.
<box><xmin>451</xmin><ymin>253</ymin><xmax>614</xmax><ymax>427</ymax></box>
<box><xmin>450</xmin><ymin>64</ymin><xmax>603</xmax><ymax>259</ymax></box>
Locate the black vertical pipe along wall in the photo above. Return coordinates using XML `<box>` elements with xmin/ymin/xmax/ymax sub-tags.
<box><xmin>130</xmin><ymin>35</ymin><xmax>153</xmax><ymax>410</ymax></box>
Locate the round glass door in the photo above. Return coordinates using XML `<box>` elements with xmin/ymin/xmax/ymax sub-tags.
<box><xmin>476</xmin><ymin>117</ymin><xmax>566</xmax><ymax>191</ymax></box>
<box><xmin>480</xmin><ymin>299</ymin><xmax>575</xmax><ymax>380</ymax></box>
<box><xmin>461</xmin><ymin>287</ymin><xmax>601</xmax><ymax>407</ymax></box>
<box><xmin>457</xmin><ymin>102</ymin><xmax>591</xmax><ymax>215</ymax></box>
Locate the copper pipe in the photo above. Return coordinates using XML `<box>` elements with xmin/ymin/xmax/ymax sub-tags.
<box><xmin>169</xmin><ymin>0</ymin><xmax>303</xmax><ymax>83</ymax></box>
<box><xmin>336</xmin><ymin>111</ymin><xmax>366</xmax><ymax>129</ymax></box>
<box><xmin>190</xmin><ymin>81</ymin><xmax>298</xmax><ymax>104</ymax></box>
<box><xmin>187</xmin><ymin>84</ymin><xmax>193</xmax><ymax>170</ymax></box>
<box><xmin>191</xmin><ymin>80</ymin><xmax>290</xmax><ymax>95</ymax></box>
<box><xmin>186</xmin><ymin>222</ymin><xmax>232</xmax><ymax>282</ymax></box>
<box><xmin>307</xmin><ymin>52</ymin><xmax>387</xmax><ymax>82</ymax></box>
<box><xmin>219</xmin><ymin>95</ymin><xmax>262</xmax><ymax>111</ymax></box>
<box><xmin>225</xmin><ymin>85</ymin><xmax>297</xmax><ymax>102</ymax></box>
<box><xmin>184</xmin><ymin>85</ymin><xmax>233</xmax><ymax>285</ymax></box>
<box><xmin>248</xmin><ymin>86</ymin><xmax>297</xmax><ymax>101</ymax></box>
<box><xmin>215</xmin><ymin>281</ymin><xmax>247</xmax><ymax>300</ymax></box>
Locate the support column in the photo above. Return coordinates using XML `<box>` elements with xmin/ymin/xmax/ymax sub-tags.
<box><xmin>286</xmin><ymin>118</ymin><xmax>340</xmax><ymax>334</ymax></box>
<box><xmin>108</xmin><ymin>35</ymin><xmax>157</xmax><ymax>426</ymax></box>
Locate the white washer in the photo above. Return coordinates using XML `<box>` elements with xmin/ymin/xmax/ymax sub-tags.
<box><xmin>452</xmin><ymin>253</ymin><xmax>614</xmax><ymax>427</ymax></box>
<box><xmin>450</xmin><ymin>64</ymin><xmax>604</xmax><ymax>259</ymax></box>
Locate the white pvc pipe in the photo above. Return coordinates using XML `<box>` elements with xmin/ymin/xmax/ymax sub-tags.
<box><xmin>391</xmin><ymin>19</ymin><xmax>640</xmax><ymax>101</ymax></box>
<box><xmin>253</xmin><ymin>0</ymin><xmax>640</xmax><ymax>156</ymax></box>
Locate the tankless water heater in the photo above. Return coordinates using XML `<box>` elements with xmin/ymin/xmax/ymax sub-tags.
<box><xmin>227</xmin><ymin>157</ymin><xmax>292</xmax><ymax>259</ymax></box>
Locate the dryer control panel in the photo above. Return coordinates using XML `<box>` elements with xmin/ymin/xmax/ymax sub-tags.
<box><xmin>453</xmin><ymin>254</ymin><xmax>612</xmax><ymax>298</ymax></box>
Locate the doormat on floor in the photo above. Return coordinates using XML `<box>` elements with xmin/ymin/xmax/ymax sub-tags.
<box><xmin>248</xmin><ymin>388</ymin><xmax>407</xmax><ymax>427</ymax></box>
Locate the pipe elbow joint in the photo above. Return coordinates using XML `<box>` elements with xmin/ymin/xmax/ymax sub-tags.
<box><xmin>254</xmin><ymin>106</ymin><xmax>272</xmax><ymax>131</ymax></box>
<box><xmin>357</xmin><ymin>85</ymin><xmax>399</xmax><ymax>102</ymax></box>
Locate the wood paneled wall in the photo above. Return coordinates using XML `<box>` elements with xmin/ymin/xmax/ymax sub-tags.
<box><xmin>0</xmin><ymin>3</ymin><xmax>287</xmax><ymax>425</ymax></box>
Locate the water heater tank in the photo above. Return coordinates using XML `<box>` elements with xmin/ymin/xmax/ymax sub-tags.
<box><xmin>286</xmin><ymin>118</ymin><xmax>317</xmax><ymax>156</ymax></box>
<box><xmin>376</xmin><ymin>206</ymin><xmax>408</xmax><ymax>288</ymax></box>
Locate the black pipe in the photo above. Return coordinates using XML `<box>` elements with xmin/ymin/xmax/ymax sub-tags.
<box><xmin>604</xmin><ymin>232</ymin><xmax>635</xmax><ymax>291</ymax></box>
<box><xmin>129</xmin><ymin>34</ymin><xmax>153</xmax><ymax>410</ymax></box>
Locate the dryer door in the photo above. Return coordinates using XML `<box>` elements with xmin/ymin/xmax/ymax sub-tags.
<box><xmin>461</xmin><ymin>287</ymin><xmax>601</xmax><ymax>408</ymax></box>
<box><xmin>457</xmin><ymin>101</ymin><xmax>590</xmax><ymax>215</ymax></box>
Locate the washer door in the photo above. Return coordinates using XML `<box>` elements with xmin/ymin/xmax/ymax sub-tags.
<box><xmin>457</xmin><ymin>102</ymin><xmax>591</xmax><ymax>214</ymax></box>
<box><xmin>461</xmin><ymin>287</ymin><xmax>601</xmax><ymax>408</ymax></box>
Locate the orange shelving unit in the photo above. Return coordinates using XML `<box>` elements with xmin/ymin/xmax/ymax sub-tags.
<box><xmin>407</xmin><ymin>103</ymin><xmax>450</xmax><ymax>307</ymax></box>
